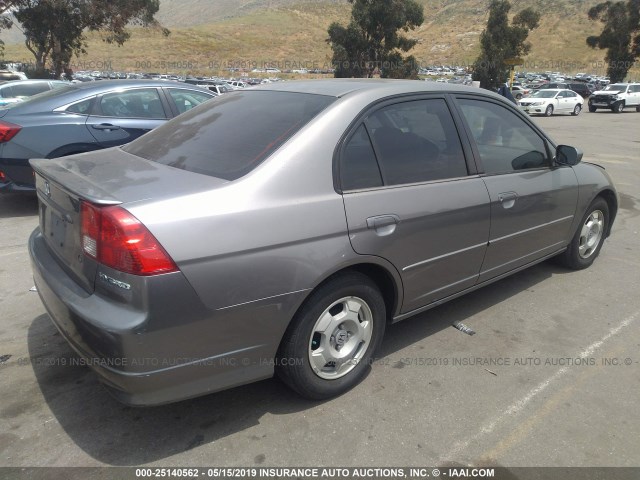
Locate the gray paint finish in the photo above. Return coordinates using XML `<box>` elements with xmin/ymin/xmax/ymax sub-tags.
<box><xmin>28</xmin><ymin>80</ymin><xmax>618</xmax><ymax>404</ymax></box>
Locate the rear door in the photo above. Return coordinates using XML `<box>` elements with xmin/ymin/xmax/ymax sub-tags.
<box><xmin>86</xmin><ymin>87</ymin><xmax>168</xmax><ymax>147</ymax></box>
<box><xmin>340</xmin><ymin>96</ymin><xmax>490</xmax><ymax>314</ymax></box>
<box><xmin>454</xmin><ymin>96</ymin><xmax>579</xmax><ymax>282</ymax></box>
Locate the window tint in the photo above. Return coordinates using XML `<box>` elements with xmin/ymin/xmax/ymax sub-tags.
<box><xmin>458</xmin><ymin>99</ymin><xmax>549</xmax><ymax>174</ymax></box>
<box><xmin>167</xmin><ymin>88</ymin><xmax>213</xmax><ymax>114</ymax></box>
<box><xmin>11</xmin><ymin>83</ymin><xmax>50</xmax><ymax>97</ymax></box>
<box><xmin>341</xmin><ymin>125</ymin><xmax>383</xmax><ymax>191</ymax></box>
<box><xmin>123</xmin><ymin>91</ymin><xmax>334</xmax><ymax>181</ymax></box>
<box><xmin>66</xmin><ymin>97</ymin><xmax>94</xmax><ymax>115</ymax></box>
<box><xmin>365</xmin><ymin>99</ymin><xmax>468</xmax><ymax>186</ymax></box>
<box><xmin>99</xmin><ymin>88</ymin><xmax>165</xmax><ymax>118</ymax></box>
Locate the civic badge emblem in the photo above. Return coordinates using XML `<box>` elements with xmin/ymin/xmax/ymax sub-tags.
<box><xmin>44</xmin><ymin>181</ymin><xmax>51</xmax><ymax>197</ymax></box>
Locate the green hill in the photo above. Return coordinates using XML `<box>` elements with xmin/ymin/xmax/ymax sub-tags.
<box><xmin>2</xmin><ymin>0</ymin><xmax>638</xmax><ymax>79</ymax></box>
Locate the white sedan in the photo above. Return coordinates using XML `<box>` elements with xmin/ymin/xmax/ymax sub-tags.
<box><xmin>518</xmin><ymin>88</ymin><xmax>583</xmax><ymax>116</ymax></box>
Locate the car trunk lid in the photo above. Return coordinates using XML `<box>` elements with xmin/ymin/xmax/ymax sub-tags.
<box><xmin>31</xmin><ymin>148</ymin><xmax>228</xmax><ymax>292</ymax></box>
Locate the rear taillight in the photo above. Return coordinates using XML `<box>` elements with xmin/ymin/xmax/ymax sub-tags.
<box><xmin>80</xmin><ymin>201</ymin><xmax>178</xmax><ymax>276</ymax></box>
<box><xmin>0</xmin><ymin>170</ymin><xmax>6</xmax><ymax>182</ymax></box>
<box><xmin>0</xmin><ymin>121</ymin><xmax>22</xmax><ymax>143</ymax></box>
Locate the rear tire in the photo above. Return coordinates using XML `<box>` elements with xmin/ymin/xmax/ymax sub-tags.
<box><xmin>571</xmin><ymin>104</ymin><xmax>582</xmax><ymax>116</ymax></box>
<box><xmin>556</xmin><ymin>197</ymin><xmax>609</xmax><ymax>270</ymax></box>
<box><xmin>589</xmin><ymin>105</ymin><xmax>597</xmax><ymax>112</ymax></box>
<box><xmin>544</xmin><ymin>105</ymin><xmax>554</xmax><ymax>117</ymax></box>
<box><xmin>277</xmin><ymin>272</ymin><xmax>386</xmax><ymax>400</ymax></box>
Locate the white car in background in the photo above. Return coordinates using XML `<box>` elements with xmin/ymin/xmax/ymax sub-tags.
<box><xmin>518</xmin><ymin>88</ymin><xmax>583</xmax><ymax>116</ymax></box>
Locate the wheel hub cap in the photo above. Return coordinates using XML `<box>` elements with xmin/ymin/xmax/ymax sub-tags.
<box><xmin>578</xmin><ymin>210</ymin><xmax>604</xmax><ymax>259</ymax></box>
<box><xmin>308</xmin><ymin>296</ymin><xmax>374</xmax><ymax>380</ymax></box>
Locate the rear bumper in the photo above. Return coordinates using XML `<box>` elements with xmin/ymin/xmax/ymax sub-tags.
<box><xmin>29</xmin><ymin>228</ymin><xmax>296</xmax><ymax>405</ymax></box>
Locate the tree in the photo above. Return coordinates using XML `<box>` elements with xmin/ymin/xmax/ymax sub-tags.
<box><xmin>587</xmin><ymin>0</ymin><xmax>640</xmax><ymax>82</ymax></box>
<box><xmin>472</xmin><ymin>0</ymin><xmax>540</xmax><ymax>89</ymax></box>
<box><xmin>327</xmin><ymin>0</ymin><xmax>424</xmax><ymax>79</ymax></box>
<box><xmin>0</xmin><ymin>0</ymin><xmax>25</xmax><ymax>57</ymax></box>
<box><xmin>13</xmin><ymin>0</ymin><xmax>168</xmax><ymax>78</ymax></box>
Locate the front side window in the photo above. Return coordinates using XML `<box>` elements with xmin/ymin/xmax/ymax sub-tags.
<box><xmin>458</xmin><ymin>98</ymin><xmax>549</xmax><ymax>174</ymax></box>
<box><xmin>362</xmin><ymin>98</ymin><xmax>468</xmax><ymax>186</ymax></box>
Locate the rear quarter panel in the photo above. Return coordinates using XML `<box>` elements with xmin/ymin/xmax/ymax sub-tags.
<box><xmin>125</xmin><ymin>94</ymin><xmax>384</xmax><ymax>313</ymax></box>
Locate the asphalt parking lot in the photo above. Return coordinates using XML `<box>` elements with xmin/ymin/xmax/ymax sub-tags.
<box><xmin>1</xmin><ymin>108</ymin><xmax>639</xmax><ymax>469</ymax></box>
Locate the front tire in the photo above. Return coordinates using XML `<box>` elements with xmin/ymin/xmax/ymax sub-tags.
<box><xmin>556</xmin><ymin>198</ymin><xmax>609</xmax><ymax>270</ymax></box>
<box><xmin>613</xmin><ymin>101</ymin><xmax>624</xmax><ymax>113</ymax></box>
<box><xmin>589</xmin><ymin>105</ymin><xmax>597</xmax><ymax>112</ymax></box>
<box><xmin>277</xmin><ymin>272</ymin><xmax>386</xmax><ymax>400</ymax></box>
<box><xmin>572</xmin><ymin>104</ymin><xmax>582</xmax><ymax>116</ymax></box>
<box><xmin>545</xmin><ymin>105</ymin><xmax>554</xmax><ymax>117</ymax></box>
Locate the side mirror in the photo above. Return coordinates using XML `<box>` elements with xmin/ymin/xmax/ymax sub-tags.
<box><xmin>556</xmin><ymin>145</ymin><xmax>583</xmax><ymax>166</ymax></box>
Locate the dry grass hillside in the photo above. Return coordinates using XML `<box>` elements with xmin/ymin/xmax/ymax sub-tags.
<box><xmin>2</xmin><ymin>0</ymin><xmax>638</xmax><ymax>79</ymax></box>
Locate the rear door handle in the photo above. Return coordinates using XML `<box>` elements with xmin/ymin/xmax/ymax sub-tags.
<box><xmin>92</xmin><ymin>123</ymin><xmax>122</xmax><ymax>131</ymax></box>
<box><xmin>498</xmin><ymin>192</ymin><xmax>518</xmax><ymax>209</ymax></box>
<box><xmin>366</xmin><ymin>214</ymin><xmax>400</xmax><ymax>236</ymax></box>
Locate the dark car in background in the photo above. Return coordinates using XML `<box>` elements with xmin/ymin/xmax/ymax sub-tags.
<box><xmin>0</xmin><ymin>80</ymin><xmax>215</xmax><ymax>192</ymax></box>
<box><xmin>567</xmin><ymin>83</ymin><xmax>594</xmax><ymax>99</ymax></box>
<box><xmin>28</xmin><ymin>80</ymin><xmax>617</xmax><ymax>405</ymax></box>
<box><xmin>539</xmin><ymin>82</ymin><xmax>594</xmax><ymax>99</ymax></box>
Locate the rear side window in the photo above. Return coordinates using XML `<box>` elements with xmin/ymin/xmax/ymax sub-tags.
<box><xmin>65</xmin><ymin>97</ymin><xmax>94</xmax><ymax>115</ymax></box>
<box><xmin>340</xmin><ymin>125</ymin><xmax>383</xmax><ymax>191</ymax></box>
<box><xmin>124</xmin><ymin>91</ymin><xmax>334</xmax><ymax>181</ymax></box>
<box><xmin>98</xmin><ymin>88</ymin><xmax>165</xmax><ymax>118</ymax></box>
<box><xmin>364</xmin><ymin>98</ymin><xmax>468</xmax><ymax>186</ymax></box>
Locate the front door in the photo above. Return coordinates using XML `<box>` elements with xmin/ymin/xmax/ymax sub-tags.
<box><xmin>455</xmin><ymin>97</ymin><xmax>579</xmax><ymax>282</ymax></box>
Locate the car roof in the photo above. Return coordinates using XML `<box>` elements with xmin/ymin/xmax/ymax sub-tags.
<box><xmin>0</xmin><ymin>79</ymin><xmax>65</xmax><ymax>86</ymax></box>
<box><xmin>70</xmin><ymin>79</ymin><xmax>202</xmax><ymax>91</ymax></box>
<box><xmin>250</xmin><ymin>79</ymin><xmax>501</xmax><ymax>99</ymax></box>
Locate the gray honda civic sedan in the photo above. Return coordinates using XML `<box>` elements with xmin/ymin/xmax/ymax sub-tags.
<box><xmin>29</xmin><ymin>80</ymin><xmax>617</xmax><ymax>405</ymax></box>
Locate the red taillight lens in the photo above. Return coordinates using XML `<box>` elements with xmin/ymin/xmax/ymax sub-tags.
<box><xmin>0</xmin><ymin>170</ymin><xmax>6</xmax><ymax>182</ymax></box>
<box><xmin>0</xmin><ymin>121</ymin><xmax>22</xmax><ymax>143</ymax></box>
<box><xmin>80</xmin><ymin>201</ymin><xmax>178</xmax><ymax>276</ymax></box>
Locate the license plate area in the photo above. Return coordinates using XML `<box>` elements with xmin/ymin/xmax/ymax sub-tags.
<box><xmin>50</xmin><ymin>211</ymin><xmax>67</xmax><ymax>249</ymax></box>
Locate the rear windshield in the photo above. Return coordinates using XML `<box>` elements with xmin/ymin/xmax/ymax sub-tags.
<box><xmin>123</xmin><ymin>90</ymin><xmax>335</xmax><ymax>181</ymax></box>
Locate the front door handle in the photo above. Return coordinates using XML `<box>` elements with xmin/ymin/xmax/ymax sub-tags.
<box><xmin>92</xmin><ymin>123</ymin><xmax>122</xmax><ymax>131</ymax></box>
<box><xmin>367</xmin><ymin>214</ymin><xmax>400</xmax><ymax>236</ymax></box>
<box><xmin>498</xmin><ymin>192</ymin><xmax>518</xmax><ymax>209</ymax></box>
